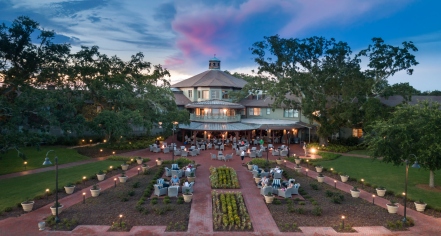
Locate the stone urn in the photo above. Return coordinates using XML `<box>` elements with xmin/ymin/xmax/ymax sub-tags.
<box><xmin>340</xmin><ymin>175</ymin><xmax>349</xmax><ymax>183</ymax></box>
<box><xmin>50</xmin><ymin>204</ymin><xmax>63</xmax><ymax>215</ymax></box>
<box><xmin>317</xmin><ymin>175</ymin><xmax>325</xmax><ymax>183</ymax></box>
<box><xmin>141</xmin><ymin>165</ymin><xmax>149</xmax><ymax>173</ymax></box>
<box><xmin>376</xmin><ymin>188</ymin><xmax>386</xmax><ymax>197</ymax></box>
<box><xmin>187</xmin><ymin>176</ymin><xmax>196</xmax><ymax>182</ymax></box>
<box><xmin>315</xmin><ymin>166</ymin><xmax>323</xmax><ymax>173</ymax></box>
<box><xmin>90</xmin><ymin>188</ymin><xmax>101</xmax><ymax>197</ymax></box>
<box><xmin>121</xmin><ymin>164</ymin><xmax>129</xmax><ymax>171</ymax></box>
<box><xmin>254</xmin><ymin>177</ymin><xmax>261</xmax><ymax>184</ymax></box>
<box><xmin>64</xmin><ymin>185</ymin><xmax>75</xmax><ymax>194</ymax></box>
<box><xmin>183</xmin><ymin>193</ymin><xmax>193</xmax><ymax>203</ymax></box>
<box><xmin>156</xmin><ymin>159</ymin><xmax>163</xmax><ymax>166</ymax></box>
<box><xmin>21</xmin><ymin>201</ymin><xmax>34</xmax><ymax>212</ymax></box>
<box><xmin>96</xmin><ymin>174</ymin><xmax>106</xmax><ymax>181</ymax></box>
<box><xmin>386</xmin><ymin>203</ymin><xmax>398</xmax><ymax>214</ymax></box>
<box><xmin>294</xmin><ymin>167</ymin><xmax>302</xmax><ymax>173</ymax></box>
<box><xmin>264</xmin><ymin>195</ymin><xmax>274</xmax><ymax>204</ymax></box>
<box><xmin>247</xmin><ymin>163</ymin><xmax>253</xmax><ymax>170</ymax></box>
<box><xmin>350</xmin><ymin>189</ymin><xmax>360</xmax><ymax>198</ymax></box>
<box><xmin>414</xmin><ymin>202</ymin><xmax>427</xmax><ymax>212</ymax></box>
<box><xmin>136</xmin><ymin>158</ymin><xmax>143</xmax><ymax>165</ymax></box>
<box><xmin>276</xmin><ymin>159</ymin><xmax>284</xmax><ymax>165</ymax></box>
<box><xmin>294</xmin><ymin>158</ymin><xmax>301</xmax><ymax>165</ymax></box>
<box><xmin>119</xmin><ymin>176</ymin><xmax>128</xmax><ymax>183</ymax></box>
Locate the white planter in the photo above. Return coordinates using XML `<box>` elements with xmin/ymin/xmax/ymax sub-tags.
<box><xmin>121</xmin><ymin>164</ymin><xmax>129</xmax><ymax>171</ymax></box>
<box><xmin>136</xmin><ymin>159</ymin><xmax>143</xmax><ymax>165</ymax></box>
<box><xmin>141</xmin><ymin>166</ymin><xmax>148</xmax><ymax>173</ymax></box>
<box><xmin>276</xmin><ymin>160</ymin><xmax>284</xmax><ymax>165</ymax></box>
<box><xmin>64</xmin><ymin>186</ymin><xmax>75</xmax><ymax>194</ymax></box>
<box><xmin>340</xmin><ymin>175</ymin><xmax>349</xmax><ymax>183</ymax></box>
<box><xmin>254</xmin><ymin>177</ymin><xmax>261</xmax><ymax>184</ymax></box>
<box><xmin>317</xmin><ymin>176</ymin><xmax>325</xmax><ymax>183</ymax></box>
<box><xmin>295</xmin><ymin>159</ymin><xmax>301</xmax><ymax>165</ymax></box>
<box><xmin>376</xmin><ymin>188</ymin><xmax>386</xmax><ymax>197</ymax></box>
<box><xmin>264</xmin><ymin>195</ymin><xmax>274</xmax><ymax>203</ymax></box>
<box><xmin>247</xmin><ymin>164</ymin><xmax>253</xmax><ymax>170</ymax></box>
<box><xmin>183</xmin><ymin>193</ymin><xmax>193</xmax><ymax>203</ymax></box>
<box><xmin>90</xmin><ymin>188</ymin><xmax>101</xmax><ymax>197</ymax></box>
<box><xmin>350</xmin><ymin>190</ymin><xmax>360</xmax><ymax>198</ymax></box>
<box><xmin>50</xmin><ymin>205</ymin><xmax>63</xmax><ymax>215</ymax></box>
<box><xmin>156</xmin><ymin>160</ymin><xmax>163</xmax><ymax>166</ymax></box>
<box><xmin>386</xmin><ymin>204</ymin><xmax>398</xmax><ymax>214</ymax></box>
<box><xmin>96</xmin><ymin>174</ymin><xmax>106</xmax><ymax>181</ymax></box>
<box><xmin>21</xmin><ymin>201</ymin><xmax>34</xmax><ymax>212</ymax></box>
<box><xmin>295</xmin><ymin>167</ymin><xmax>302</xmax><ymax>173</ymax></box>
<box><xmin>38</xmin><ymin>221</ymin><xmax>46</xmax><ymax>231</ymax></box>
<box><xmin>315</xmin><ymin>166</ymin><xmax>323</xmax><ymax>173</ymax></box>
<box><xmin>414</xmin><ymin>202</ymin><xmax>427</xmax><ymax>212</ymax></box>
<box><xmin>119</xmin><ymin>176</ymin><xmax>128</xmax><ymax>183</ymax></box>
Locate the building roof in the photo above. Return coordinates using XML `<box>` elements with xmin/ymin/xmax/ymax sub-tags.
<box><xmin>174</xmin><ymin>93</ymin><xmax>191</xmax><ymax>106</ymax></box>
<box><xmin>379</xmin><ymin>95</ymin><xmax>441</xmax><ymax>107</ymax></box>
<box><xmin>172</xmin><ymin>70</ymin><xmax>247</xmax><ymax>88</ymax></box>
<box><xmin>240</xmin><ymin>119</ymin><xmax>314</xmax><ymax>130</ymax></box>
<box><xmin>186</xmin><ymin>99</ymin><xmax>244</xmax><ymax>109</ymax></box>
<box><xmin>239</xmin><ymin>94</ymin><xmax>302</xmax><ymax>108</ymax></box>
<box><xmin>179</xmin><ymin>122</ymin><xmax>256</xmax><ymax>131</ymax></box>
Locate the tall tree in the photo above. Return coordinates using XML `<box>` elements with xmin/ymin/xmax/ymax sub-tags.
<box><xmin>364</xmin><ymin>101</ymin><xmax>441</xmax><ymax>188</ymax></box>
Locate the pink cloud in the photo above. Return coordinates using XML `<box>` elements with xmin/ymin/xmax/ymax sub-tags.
<box><xmin>164</xmin><ymin>56</ymin><xmax>185</xmax><ymax>69</ymax></box>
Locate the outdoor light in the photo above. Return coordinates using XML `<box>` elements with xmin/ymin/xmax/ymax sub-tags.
<box><xmin>114</xmin><ymin>178</ymin><xmax>117</xmax><ymax>187</ymax></box>
<box><xmin>284</xmin><ymin>160</ymin><xmax>287</xmax><ymax>166</ymax></box>
<box><xmin>330</xmin><ymin>168</ymin><xmax>333</xmax><ymax>171</ymax></box>
<box><xmin>46</xmin><ymin>189</ymin><xmax>50</xmax><ymax>199</ymax></box>
<box><xmin>158</xmin><ymin>122</ymin><xmax>162</xmax><ymax>129</ymax></box>
<box><xmin>83</xmin><ymin>192</ymin><xmax>86</xmax><ymax>204</ymax></box>
<box><xmin>334</xmin><ymin>180</ymin><xmax>337</xmax><ymax>188</ymax></box>
<box><xmin>119</xmin><ymin>214</ymin><xmax>123</xmax><ymax>227</ymax></box>
<box><xmin>341</xmin><ymin>215</ymin><xmax>345</xmax><ymax>228</ymax></box>
<box><xmin>42</xmin><ymin>150</ymin><xmax>60</xmax><ymax>224</ymax></box>
<box><xmin>82</xmin><ymin>139</ymin><xmax>85</xmax><ymax>142</ymax></box>
<box><xmin>310</xmin><ymin>148</ymin><xmax>317</xmax><ymax>154</ymax></box>
<box><xmin>100</xmin><ymin>149</ymin><xmax>103</xmax><ymax>152</ymax></box>
<box><xmin>83</xmin><ymin>176</ymin><xmax>86</xmax><ymax>185</ymax></box>
<box><xmin>110</xmin><ymin>166</ymin><xmax>113</xmax><ymax>171</ymax></box>
<box><xmin>403</xmin><ymin>154</ymin><xmax>420</xmax><ymax>223</ymax></box>
<box><xmin>305</xmin><ymin>169</ymin><xmax>309</xmax><ymax>176</ymax></box>
<box><xmin>137</xmin><ymin>168</ymin><xmax>140</xmax><ymax>175</ymax></box>
<box><xmin>104</xmin><ymin>139</ymin><xmax>107</xmax><ymax>143</ymax></box>
<box><xmin>112</xmin><ymin>151</ymin><xmax>116</xmax><ymax>155</ymax></box>
<box><xmin>24</xmin><ymin>161</ymin><xmax>27</xmax><ymax>170</ymax></box>
<box><xmin>131</xmin><ymin>158</ymin><xmax>134</xmax><ymax>162</ymax></box>
<box><xmin>89</xmin><ymin>139</ymin><xmax>92</xmax><ymax>143</ymax></box>
<box><xmin>372</xmin><ymin>194</ymin><xmax>376</xmax><ymax>204</ymax></box>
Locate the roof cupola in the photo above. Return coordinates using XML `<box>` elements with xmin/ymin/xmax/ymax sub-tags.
<box><xmin>209</xmin><ymin>55</ymin><xmax>220</xmax><ymax>70</ymax></box>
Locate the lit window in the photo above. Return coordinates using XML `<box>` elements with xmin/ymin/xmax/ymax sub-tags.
<box><xmin>352</xmin><ymin>129</ymin><xmax>363</xmax><ymax>138</ymax></box>
<box><xmin>248</xmin><ymin>108</ymin><xmax>261</xmax><ymax>116</ymax></box>
<box><xmin>202</xmin><ymin>90</ymin><xmax>209</xmax><ymax>99</ymax></box>
<box><xmin>222</xmin><ymin>90</ymin><xmax>229</xmax><ymax>99</ymax></box>
<box><xmin>284</xmin><ymin>109</ymin><xmax>299</xmax><ymax>118</ymax></box>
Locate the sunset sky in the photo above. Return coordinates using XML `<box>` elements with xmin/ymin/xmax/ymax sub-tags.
<box><xmin>1</xmin><ymin>0</ymin><xmax>440</xmax><ymax>91</ymax></box>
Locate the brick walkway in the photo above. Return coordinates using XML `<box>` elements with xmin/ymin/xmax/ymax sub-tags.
<box><xmin>0</xmin><ymin>138</ymin><xmax>440</xmax><ymax>235</ymax></box>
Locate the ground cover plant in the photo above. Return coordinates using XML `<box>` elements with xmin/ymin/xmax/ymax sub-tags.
<box><xmin>48</xmin><ymin>166</ymin><xmax>191</xmax><ymax>231</ymax></box>
<box><xmin>212</xmin><ymin>191</ymin><xmax>252</xmax><ymax>231</ymax></box>
<box><xmin>310</xmin><ymin>155</ymin><xmax>441</xmax><ymax>212</ymax></box>
<box><xmin>0</xmin><ymin>146</ymin><xmax>90</xmax><ymax>175</ymax></box>
<box><xmin>267</xmin><ymin>166</ymin><xmax>406</xmax><ymax>232</ymax></box>
<box><xmin>209</xmin><ymin>166</ymin><xmax>240</xmax><ymax>189</ymax></box>
<box><xmin>0</xmin><ymin>160</ymin><xmax>136</xmax><ymax>213</ymax></box>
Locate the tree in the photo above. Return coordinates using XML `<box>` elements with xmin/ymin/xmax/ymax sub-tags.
<box><xmin>249</xmin><ymin>35</ymin><xmax>418</xmax><ymax>144</ymax></box>
<box><xmin>364</xmin><ymin>101</ymin><xmax>441</xmax><ymax>188</ymax></box>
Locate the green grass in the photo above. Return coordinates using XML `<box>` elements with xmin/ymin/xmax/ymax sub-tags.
<box><xmin>317</xmin><ymin>155</ymin><xmax>441</xmax><ymax>208</ymax></box>
<box><xmin>0</xmin><ymin>160</ymin><xmax>123</xmax><ymax>210</ymax></box>
<box><xmin>0</xmin><ymin>146</ymin><xmax>90</xmax><ymax>175</ymax></box>
<box><xmin>346</xmin><ymin>150</ymin><xmax>372</xmax><ymax>156</ymax></box>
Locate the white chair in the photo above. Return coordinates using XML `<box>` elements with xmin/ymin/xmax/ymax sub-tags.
<box><xmin>224</xmin><ymin>153</ymin><xmax>233</xmax><ymax>162</ymax></box>
<box><xmin>153</xmin><ymin>147</ymin><xmax>161</xmax><ymax>153</ymax></box>
<box><xmin>280</xmin><ymin>150</ymin><xmax>288</xmax><ymax>157</ymax></box>
<box><xmin>200</xmin><ymin>144</ymin><xmax>206</xmax><ymax>150</ymax></box>
<box><xmin>272</xmin><ymin>149</ymin><xmax>280</xmax><ymax>156</ymax></box>
<box><xmin>181</xmin><ymin>146</ymin><xmax>186</xmax><ymax>150</ymax></box>
<box><xmin>251</xmin><ymin>147</ymin><xmax>257</xmax><ymax>151</ymax></box>
<box><xmin>207</xmin><ymin>143</ymin><xmax>213</xmax><ymax>149</ymax></box>
<box><xmin>190</xmin><ymin>150</ymin><xmax>198</xmax><ymax>157</ymax></box>
<box><xmin>217</xmin><ymin>151</ymin><xmax>224</xmax><ymax>160</ymax></box>
<box><xmin>168</xmin><ymin>186</ymin><xmax>179</xmax><ymax>197</ymax></box>
<box><xmin>249</xmin><ymin>151</ymin><xmax>257</xmax><ymax>158</ymax></box>
<box><xmin>174</xmin><ymin>149</ymin><xmax>181</xmax><ymax>156</ymax></box>
<box><xmin>220</xmin><ymin>144</ymin><xmax>225</xmax><ymax>151</ymax></box>
<box><xmin>211</xmin><ymin>153</ymin><xmax>217</xmax><ymax>160</ymax></box>
<box><xmin>268</xmin><ymin>144</ymin><xmax>274</xmax><ymax>149</ymax></box>
<box><xmin>163</xmin><ymin>148</ymin><xmax>170</xmax><ymax>154</ymax></box>
<box><xmin>181</xmin><ymin>151</ymin><xmax>188</xmax><ymax>157</ymax></box>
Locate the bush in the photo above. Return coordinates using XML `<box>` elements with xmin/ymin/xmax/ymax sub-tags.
<box><xmin>310</xmin><ymin>183</ymin><xmax>319</xmax><ymax>190</ymax></box>
<box><xmin>295</xmin><ymin>207</ymin><xmax>305</xmax><ymax>214</ymax></box>
<box><xmin>312</xmin><ymin>206</ymin><xmax>322</xmax><ymax>216</ymax></box>
<box><xmin>325</xmin><ymin>190</ymin><xmax>334</xmax><ymax>197</ymax></box>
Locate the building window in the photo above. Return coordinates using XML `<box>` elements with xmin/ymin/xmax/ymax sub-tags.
<box><xmin>222</xmin><ymin>90</ymin><xmax>229</xmax><ymax>99</ymax></box>
<box><xmin>266</xmin><ymin>108</ymin><xmax>271</xmax><ymax>115</ymax></box>
<box><xmin>198</xmin><ymin>91</ymin><xmax>201</xmax><ymax>99</ymax></box>
<box><xmin>241</xmin><ymin>109</ymin><xmax>245</xmax><ymax>115</ymax></box>
<box><xmin>188</xmin><ymin>90</ymin><xmax>192</xmax><ymax>98</ymax></box>
<box><xmin>195</xmin><ymin>108</ymin><xmax>200</xmax><ymax>116</ymax></box>
<box><xmin>202</xmin><ymin>90</ymin><xmax>209</xmax><ymax>99</ymax></box>
<box><xmin>248</xmin><ymin>108</ymin><xmax>261</xmax><ymax>116</ymax></box>
<box><xmin>211</xmin><ymin>90</ymin><xmax>220</xmax><ymax>99</ymax></box>
<box><xmin>284</xmin><ymin>109</ymin><xmax>299</xmax><ymax>118</ymax></box>
<box><xmin>352</xmin><ymin>129</ymin><xmax>363</xmax><ymax>138</ymax></box>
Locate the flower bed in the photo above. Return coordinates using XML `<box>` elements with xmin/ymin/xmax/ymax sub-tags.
<box><xmin>212</xmin><ymin>191</ymin><xmax>252</xmax><ymax>231</ymax></box>
<box><xmin>209</xmin><ymin>166</ymin><xmax>240</xmax><ymax>189</ymax></box>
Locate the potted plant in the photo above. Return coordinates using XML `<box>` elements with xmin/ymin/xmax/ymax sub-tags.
<box><xmin>90</xmin><ymin>184</ymin><xmax>101</xmax><ymax>197</ymax></box>
<box><xmin>317</xmin><ymin>173</ymin><xmax>325</xmax><ymax>183</ymax></box>
<box><xmin>187</xmin><ymin>171</ymin><xmax>196</xmax><ymax>182</ymax></box>
<box><xmin>21</xmin><ymin>198</ymin><xmax>34</xmax><ymax>212</ymax></box>
<box><xmin>121</xmin><ymin>162</ymin><xmax>129</xmax><ymax>171</ymax></box>
<box><xmin>339</xmin><ymin>172</ymin><xmax>349</xmax><ymax>183</ymax></box>
<box><xmin>414</xmin><ymin>199</ymin><xmax>427</xmax><ymax>212</ymax></box>
<box><xmin>247</xmin><ymin>162</ymin><xmax>253</xmax><ymax>170</ymax></box>
<box><xmin>294</xmin><ymin>156</ymin><xmax>301</xmax><ymax>165</ymax></box>
<box><xmin>119</xmin><ymin>172</ymin><xmax>128</xmax><ymax>183</ymax></box>
<box><xmin>315</xmin><ymin>165</ymin><xmax>323</xmax><ymax>173</ymax></box>
<box><xmin>141</xmin><ymin>163</ymin><xmax>149</xmax><ymax>173</ymax></box>
<box><xmin>350</xmin><ymin>186</ymin><xmax>360</xmax><ymax>198</ymax></box>
<box><xmin>96</xmin><ymin>170</ymin><xmax>106</xmax><ymax>181</ymax></box>
<box><xmin>156</xmin><ymin>158</ymin><xmax>163</xmax><ymax>166</ymax></box>
<box><xmin>294</xmin><ymin>164</ymin><xmax>302</xmax><ymax>173</ymax></box>
<box><xmin>254</xmin><ymin>173</ymin><xmax>261</xmax><ymax>184</ymax></box>
<box><xmin>276</xmin><ymin>157</ymin><xmax>284</xmax><ymax>165</ymax></box>
<box><xmin>50</xmin><ymin>202</ymin><xmax>63</xmax><ymax>215</ymax></box>
<box><xmin>136</xmin><ymin>156</ymin><xmax>143</xmax><ymax>165</ymax></box>
<box><xmin>376</xmin><ymin>186</ymin><xmax>387</xmax><ymax>197</ymax></box>
<box><xmin>183</xmin><ymin>189</ymin><xmax>193</xmax><ymax>203</ymax></box>
<box><xmin>264</xmin><ymin>192</ymin><xmax>274</xmax><ymax>203</ymax></box>
<box><xmin>386</xmin><ymin>200</ymin><xmax>399</xmax><ymax>214</ymax></box>
<box><xmin>64</xmin><ymin>183</ymin><xmax>75</xmax><ymax>194</ymax></box>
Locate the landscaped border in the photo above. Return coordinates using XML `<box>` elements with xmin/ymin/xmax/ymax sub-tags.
<box><xmin>212</xmin><ymin>191</ymin><xmax>252</xmax><ymax>231</ymax></box>
<box><xmin>209</xmin><ymin>166</ymin><xmax>240</xmax><ymax>189</ymax></box>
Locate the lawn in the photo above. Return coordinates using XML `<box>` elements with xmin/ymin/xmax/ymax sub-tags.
<box><xmin>0</xmin><ymin>160</ymin><xmax>126</xmax><ymax>210</ymax></box>
<box><xmin>346</xmin><ymin>150</ymin><xmax>372</xmax><ymax>156</ymax></box>
<box><xmin>0</xmin><ymin>146</ymin><xmax>90</xmax><ymax>175</ymax></box>
<box><xmin>315</xmin><ymin>155</ymin><xmax>441</xmax><ymax>209</ymax></box>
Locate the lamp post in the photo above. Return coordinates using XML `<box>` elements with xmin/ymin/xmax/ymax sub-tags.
<box><xmin>172</xmin><ymin>121</ymin><xmax>178</xmax><ymax>163</ymax></box>
<box><xmin>287</xmin><ymin>131</ymin><xmax>290</xmax><ymax>157</ymax></box>
<box><xmin>403</xmin><ymin>154</ymin><xmax>420</xmax><ymax>223</ymax></box>
<box><xmin>266</xmin><ymin>147</ymin><xmax>270</xmax><ymax>163</ymax></box>
<box><xmin>42</xmin><ymin>150</ymin><xmax>60</xmax><ymax>224</ymax></box>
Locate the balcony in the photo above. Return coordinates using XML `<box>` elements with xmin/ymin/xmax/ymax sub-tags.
<box><xmin>190</xmin><ymin>114</ymin><xmax>241</xmax><ymax>123</ymax></box>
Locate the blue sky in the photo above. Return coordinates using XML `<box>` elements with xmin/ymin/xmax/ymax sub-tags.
<box><xmin>1</xmin><ymin>0</ymin><xmax>440</xmax><ymax>91</ymax></box>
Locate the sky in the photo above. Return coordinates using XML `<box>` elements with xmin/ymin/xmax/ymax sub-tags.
<box><xmin>1</xmin><ymin>0</ymin><xmax>440</xmax><ymax>91</ymax></box>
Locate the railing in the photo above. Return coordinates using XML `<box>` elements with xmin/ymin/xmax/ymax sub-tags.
<box><xmin>190</xmin><ymin>114</ymin><xmax>241</xmax><ymax>122</ymax></box>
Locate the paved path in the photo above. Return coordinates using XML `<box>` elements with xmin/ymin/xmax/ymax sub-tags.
<box><xmin>1</xmin><ymin>138</ymin><xmax>440</xmax><ymax>235</ymax></box>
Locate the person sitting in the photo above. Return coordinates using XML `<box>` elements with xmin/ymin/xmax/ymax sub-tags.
<box><xmin>171</xmin><ymin>175</ymin><xmax>180</xmax><ymax>186</ymax></box>
<box><xmin>183</xmin><ymin>181</ymin><xmax>190</xmax><ymax>187</ymax></box>
<box><xmin>259</xmin><ymin>175</ymin><xmax>269</xmax><ymax>187</ymax></box>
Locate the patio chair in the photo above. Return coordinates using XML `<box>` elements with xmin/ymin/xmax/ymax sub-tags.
<box><xmin>273</xmin><ymin>170</ymin><xmax>283</xmax><ymax>179</ymax></box>
<box><xmin>154</xmin><ymin>184</ymin><xmax>168</xmax><ymax>196</ymax></box>
<box><xmin>256</xmin><ymin>150</ymin><xmax>263</xmax><ymax>158</ymax></box>
<box><xmin>252</xmin><ymin>170</ymin><xmax>260</xmax><ymax>178</ymax></box>
<box><xmin>168</xmin><ymin>186</ymin><xmax>179</xmax><ymax>197</ymax></box>
<box><xmin>217</xmin><ymin>151</ymin><xmax>224</xmax><ymax>160</ymax></box>
<box><xmin>272</xmin><ymin>179</ymin><xmax>282</xmax><ymax>194</ymax></box>
<box><xmin>251</xmin><ymin>147</ymin><xmax>257</xmax><ymax>151</ymax></box>
<box><xmin>260</xmin><ymin>186</ymin><xmax>273</xmax><ymax>196</ymax></box>
<box><xmin>171</xmin><ymin>164</ymin><xmax>179</xmax><ymax>170</ymax></box>
<box><xmin>280</xmin><ymin>150</ymin><xmax>288</xmax><ymax>157</ymax></box>
<box><xmin>174</xmin><ymin>149</ymin><xmax>181</xmax><ymax>156</ymax></box>
<box><xmin>200</xmin><ymin>144</ymin><xmax>206</xmax><ymax>150</ymax></box>
<box><xmin>153</xmin><ymin>147</ymin><xmax>161</xmax><ymax>153</ymax></box>
<box><xmin>171</xmin><ymin>169</ymin><xmax>183</xmax><ymax>178</ymax></box>
<box><xmin>214</xmin><ymin>144</ymin><xmax>220</xmax><ymax>150</ymax></box>
<box><xmin>232</xmin><ymin>143</ymin><xmax>237</xmax><ymax>149</ymax></box>
<box><xmin>272</xmin><ymin>149</ymin><xmax>280</xmax><ymax>156</ymax></box>
<box><xmin>185</xmin><ymin>169</ymin><xmax>196</xmax><ymax>177</ymax></box>
<box><xmin>236</xmin><ymin>148</ymin><xmax>241</xmax><ymax>156</ymax></box>
<box><xmin>291</xmin><ymin>183</ymin><xmax>300</xmax><ymax>195</ymax></box>
<box><xmin>278</xmin><ymin>187</ymin><xmax>292</xmax><ymax>198</ymax></box>
<box><xmin>190</xmin><ymin>150</ymin><xmax>198</xmax><ymax>157</ymax></box>
<box><xmin>182</xmin><ymin>182</ymin><xmax>195</xmax><ymax>194</ymax></box>
<box><xmin>252</xmin><ymin>165</ymin><xmax>259</xmax><ymax>172</ymax></box>
<box><xmin>164</xmin><ymin>167</ymin><xmax>171</xmax><ymax>177</ymax></box>
<box><xmin>224</xmin><ymin>153</ymin><xmax>233</xmax><ymax>162</ymax></box>
<box><xmin>220</xmin><ymin>144</ymin><xmax>225</xmax><ymax>151</ymax></box>
<box><xmin>163</xmin><ymin>147</ymin><xmax>170</xmax><ymax>154</ymax></box>
<box><xmin>260</xmin><ymin>170</ymin><xmax>269</xmax><ymax>178</ymax></box>
<box><xmin>149</xmin><ymin>145</ymin><xmax>154</xmax><ymax>152</ymax></box>
<box><xmin>181</xmin><ymin>151</ymin><xmax>188</xmax><ymax>157</ymax></box>
<box><xmin>282</xmin><ymin>179</ymin><xmax>296</xmax><ymax>187</ymax></box>
<box><xmin>249</xmin><ymin>151</ymin><xmax>257</xmax><ymax>158</ymax></box>
<box><xmin>210</xmin><ymin>153</ymin><xmax>217</xmax><ymax>160</ymax></box>
<box><xmin>268</xmin><ymin>144</ymin><xmax>273</xmax><ymax>149</ymax></box>
<box><xmin>207</xmin><ymin>143</ymin><xmax>212</xmax><ymax>149</ymax></box>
